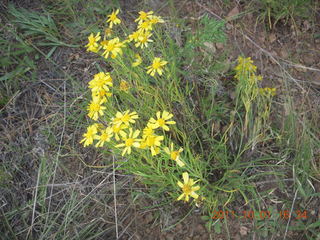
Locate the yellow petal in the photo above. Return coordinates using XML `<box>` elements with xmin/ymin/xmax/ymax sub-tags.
<box><xmin>163</xmin><ymin>125</ymin><xmax>170</xmax><ymax>131</ymax></box>
<box><xmin>176</xmin><ymin>159</ymin><xmax>185</xmax><ymax>167</ymax></box>
<box><xmin>190</xmin><ymin>192</ymin><xmax>199</xmax><ymax>199</ymax></box>
<box><xmin>177</xmin><ymin>193</ymin><xmax>185</xmax><ymax>201</ymax></box>
<box><xmin>182</xmin><ymin>172</ymin><xmax>189</xmax><ymax>184</ymax></box>
<box><xmin>192</xmin><ymin>185</ymin><xmax>200</xmax><ymax>191</ymax></box>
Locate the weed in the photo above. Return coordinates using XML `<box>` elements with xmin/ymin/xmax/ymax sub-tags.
<box><xmin>253</xmin><ymin>0</ymin><xmax>316</xmax><ymax>29</ymax></box>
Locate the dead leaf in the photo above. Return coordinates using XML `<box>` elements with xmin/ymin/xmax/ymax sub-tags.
<box><xmin>226</xmin><ymin>6</ymin><xmax>239</xmax><ymax>21</ymax></box>
<box><xmin>269</xmin><ymin>33</ymin><xmax>277</xmax><ymax>43</ymax></box>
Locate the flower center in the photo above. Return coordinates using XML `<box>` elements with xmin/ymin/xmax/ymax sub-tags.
<box><xmin>157</xmin><ymin>118</ymin><xmax>165</xmax><ymax>126</ymax></box>
<box><xmin>86</xmin><ymin>130</ymin><xmax>95</xmax><ymax>138</ymax></box>
<box><xmin>100</xmin><ymin>133</ymin><xmax>109</xmax><ymax>141</ymax></box>
<box><xmin>140</xmin><ymin>12</ymin><xmax>147</xmax><ymax>19</ymax></box>
<box><xmin>98</xmin><ymin>89</ymin><xmax>106</xmax><ymax>97</ymax></box>
<box><xmin>140</xmin><ymin>22</ymin><xmax>149</xmax><ymax>29</ymax></box>
<box><xmin>146</xmin><ymin>136</ymin><xmax>156</xmax><ymax>146</ymax></box>
<box><xmin>152</xmin><ymin>61</ymin><xmax>161</xmax><ymax>69</ymax></box>
<box><xmin>140</xmin><ymin>36</ymin><xmax>148</xmax><ymax>43</ymax></box>
<box><xmin>125</xmin><ymin>138</ymin><xmax>134</xmax><ymax>146</ymax></box>
<box><xmin>121</xmin><ymin>114</ymin><xmax>130</xmax><ymax>122</ymax></box>
<box><xmin>89</xmin><ymin>37</ymin><xmax>96</xmax><ymax>44</ymax></box>
<box><xmin>106</xmin><ymin>43</ymin><xmax>115</xmax><ymax>51</ymax></box>
<box><xmin>90</xmin><ymin>103</ymin><xmax>100</xmax><ymax>111</ymax></box>
<box><xmin>170</xmin><ymin>151</ymin><xmax>179</xmax><ymax>160</ymax></box>
<box><xmin>143</xmin><ymin>128</ymin><xmax>153</xmax><ymax>136</ymax></box>
<box><xmin>182</xmin><ymin>184</ymin><xmax>192</xmax><ymax>195</ymax></box>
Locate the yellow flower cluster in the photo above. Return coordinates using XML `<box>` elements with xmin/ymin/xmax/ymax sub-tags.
<box><xmin>87</xmin><ymin>72</ymin><xmax>112</xmax><ymax>120</ymax></box>
<box><xmin>82</xmin><ymin>10</ymin><xmax>201</xmax><ymax>203</ymax></box>
<box><xmin>259</xmin><ymin>87</ymin><xmax>276</xmax><ymax>97</ymax></box>
<box><xmin>85</xmin><ymin>9</ymin><xmax>167</xmax><ymax>76</ymax></box>
<box><xmin>234</xmin><ymin>56</ymin><xmax>257</xmax><ymax>79</ymax></box>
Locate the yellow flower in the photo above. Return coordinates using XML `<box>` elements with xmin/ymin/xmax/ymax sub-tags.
<box><xmin>128</xmin><ymin>31</ymin><xmax>140</xmax><ymax>43</ymax></box>
<box><xmin>89</xmin><ymin>72</ymin><xmax>113</xmax><ymax>93</ymax></box>
<box><xmin>135</xmin><ymin>31</ymin><xmax>153</xmax><ymax>48</ymax></box>
<box><xmin>137</xmin><ymin>20</ymin><xmax>153</xmax><ymax>32</ymax></box>
<box><xmin>101</xmin><ymin>37</ymin><xmax>125</xmax><ymax>59</ymax></box>
<box><xmin>80</xmin><ymin>124</ymin><xmax>98</xmax><ymax>147</ymax></box>
<box><xmin>115</xmin><ymin>128</ymin><xmax>141</xmax><ymax>156</ymax></box>
<box><xmin>149</xmin><ymin>111</ymin><xmax>175</xmax><ymax>131</ymax></box>
<box><xmin>132</xmin><ymin>54</ymin><xmax>142</xmax><ymax>67</ymax></box>
<box><xmin>87</xmin><ymin>97</ymin><xmax>106</xmax><ymax>120</ymax></box>
<box><xmin>119</xmin><ymin>80</ymin><xmax>130</xmax><ymax>92</ymax></box>
<box><xmin>234</xmin><ymin>56</ymin><xmax>257</xmax><ymax>79</ymax></box>
<box><xmin>92</xmin><ymin>89</ymin><xmax>112</xmax><ymax>102</ymax></box>
<box><xmin>95</xmin><ymin>127</ymin><xmax>113</xmax><ymax>147</ymax></box>
<box><xmin>164</xmin><ymin>143</ymin><xmax>184</xmax><ymax>167</ymax></box>
<box><xmin>259</xmin><ymin>87</ymin><xmax>276</xmax><ymax>96</ymax></box>
<box><xmin>111</xmin><ymin>123</ymin><xmax>127</xmax><ymax>141</ymax></box>
<box><xmin>146</xmin><ymin>57</ymin><xmax>167</xmax><ymax>76</ymax></box>
<box><xmin>141</xmin><ymin>134</ymin><xmax>164</xmax><ymax>156</ymax></box>
<box><xmin>142</xmin><ymin>123</ymin><xmax>155</xmax><ymax>138</ymax></box>
<box><xmin>149</xmin><ymin>15</ymin><xmax>164</xmax><ymax>24</ymax></box>
<box><xmin>106</xmin><ymin>9</ymin><xmax>121</xmax><ymax>28</ymax></box>
<box><xmin>177</xmin><ymin>172</ymin><xmax>200</xmax><ymax>202</ymax></box>
<box><xmin>85</xmin><ymin>32</ymin><xmax>101</xmax><ymax>53</ymax></box>
<box><xmin>113</xmin><ymin>110</ymin><xmax>139</xmax><ymax>127</ymax></box>
<box><xmin>104</xmin><ymin>28</ymin><xmax>113</xmax><ymax>38</ymax></box>
<box><xmin>135</xmin><ymin>11</ymin><xmax>154</xmax><ymax>24</ymax></box>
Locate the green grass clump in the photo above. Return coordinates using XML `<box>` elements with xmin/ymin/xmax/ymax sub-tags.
<box><xmin>254</xmin><ymin>0</ymin><xmax>316</xmax><ymax>28</ymax></box>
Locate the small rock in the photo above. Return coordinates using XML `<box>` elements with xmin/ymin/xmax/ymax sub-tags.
<box><xmin>240</xmin><ymin>226</ymin><xmax>249</xmax><ymax>236</ymax></box>
<box><xmin>203</xmin><ymin>42</ymin><xmax>216</xmax><ymax>53</ymax></box>
<box><xmin>269</xmin><ymin>33</ymin><xmax>277</xmax><ymax>43</ymax></box>
<box><xmin>195</xmin><ymin>223</ymin><xmax>206</xmax><ymax>234</ymax></box>
<box><xmin>201</xmin><ymin>233</ymin><xmax>210</xmax><ymax>239</ymax></box>
<box><xmin>144</xmin><ymin>212</ymin><xmax>153</xmax><ymax>224</ymax></box>
<box><xmin>303</xmin><ymin>53</ymin><xmax>315</xmax><ymax>66</ymax></box>
<box><xmin>226</xmin><ymin>6</ymin><xmax>240</xmax><ymax>20</ymax></box>
<box><xmin>175</xmin><ymin>223</ymin><xmax>183</xmax><ymax>234</ymax></box>
<box><xmin>216</xmin><ymin>43</ymin><xmax>224</xmax><ymax>49</ymax></box>
<box><xmin>303</xmin><ymin>20</ymin><xmax>311</xmax><ymax>31</ymax></box>
<box><xmin>234</xmin><ymin>234</ymin><xmax>241</xmax><ymax>240</ymax></box>
<box><xmin>229</xmin><ymin>91</ymin><xmax>236</xmax><ymax>100</ymax></box>
<box><xmin>166</xmin><ymin>233</ymin><xmax>174</xmax><ymax>240</ymax></box>
<box><xmin>280</xmin><ymin>49</ymin><xmax>289</xmax><ymax>58</ymax></box>
<box><xmin>226</xmin><ymin>23</ymin><xmax>233</xmax><ymax>30</ymax></box>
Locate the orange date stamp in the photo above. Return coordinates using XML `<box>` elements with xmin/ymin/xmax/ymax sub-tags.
<box><xmin>212</xmin><ymin>210</ymin><xmax>308</xmax><ymax>220</ymax></box>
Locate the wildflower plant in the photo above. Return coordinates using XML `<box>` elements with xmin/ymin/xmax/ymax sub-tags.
<box><xmin>80</xmin><ymin>9</ymin><xmax>277</xmax><ymax>217</ymax></box>
<box><xmin>81</xmin><ymin>9</ymin><xmax>204</xmax><ymax>207</ymax></box>
<box><xmin>233</xmin><ymin>56</ymin><xmax>276</xmax><ymax>142</ymax></box>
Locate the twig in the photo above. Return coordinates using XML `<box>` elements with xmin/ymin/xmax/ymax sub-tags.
<box><xmin>26</xmin><ymin>160</ymin><xmax>41</xmax><ymax>239</ymax></box>
<box><xmin>283</xmin><ymin>189</ymin><xmax>298</xmax><ymax>240</ymax></box>
<box><xmin>113</xmin><ymin>155</ymin><xmax>119</xmax><ymax>239</ymax></box>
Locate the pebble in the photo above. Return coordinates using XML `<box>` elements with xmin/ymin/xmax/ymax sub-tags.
<box><xmin>195</xmin><ymin>223</ymin><xmax>206</xmax><ymax>234</ymax></box>
<box><xmin>240</xmin><ymin>226</ymin><xmax>249</xmax><ymax>236</ymax></box>
<box><xmin>175</xmin><ymin>223</ymin><xmax>183</xmax><ymax>234</ymax></box>
<box><xmin>216</xmin><ymin>43</ymin><xmax>224</xmax><ymax>50</ymax></box>
<box><xmin>144</xmin><ymin>212</ymin><xmax>153</xmax><ymax>224</ymax></box>
<box><xmin>166</xmin><ymin>233</ymin><xmax>174</xmax><ymax>240</ymax></box>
